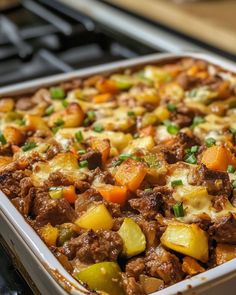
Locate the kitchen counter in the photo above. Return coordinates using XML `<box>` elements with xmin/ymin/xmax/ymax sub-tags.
<box><xmin>106</xmin><ymin>0</ymin><xmax>236</xmax><ymax>55</ymax></box>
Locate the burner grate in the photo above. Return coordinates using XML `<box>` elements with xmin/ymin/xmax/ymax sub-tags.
<box><xmin>0</xmin><ymin>0</ymin><xmax>155</xmax><ymax>87</ymax></box>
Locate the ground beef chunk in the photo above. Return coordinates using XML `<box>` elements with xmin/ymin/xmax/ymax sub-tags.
<box><xmin>162</xmin><ymin>132</ymin><xmax>199</xmax><ymax>164</ymax></box>
<box><xmin>129</xmin><ymin>190</ymin><xmax>162</xmax><ymax>219</ymax></box>
<box><xmin>0</xmin><ymin>144</ymin><xmax>13</xmax><ymax>156</ymax></box>
<box><xmin>209</xmin><ymin>214</ymin><xmax>236</xmax><ymax>244</ymax></box>
<box><xmin>60</xmin><ymin>78</ymin><xmax>81</xmax><ymax>92</ymax></box>
<box><xmin>75</xmin><ymin>189</ymin><xmax>102</xmax><ymax>215</ymax></box>
<box><xmin>170</xmin><ymin>106</ymin><xmax>199</xmax><ymax>128</ymax></box>
<box><xmin>32</xmin><ymin>188</ymin><xmax>76</xmax><ymax>227</ymax></box>
<box><xmin>0</xmin><ymin>170</ymin><xmax>28</xmax><ymax>199</ymax></box>
<box><xmin>44</xmin><ymin>171</ymin><xmax>72</xmax><ymax>188</ymax></box>
<box><xmin>176</xmin><ymin>72</ymin><xmax>201</xmax><ymax>90</ymax></box>
<box><xmin>80</xmin><ymin>150</ymin><xmax>102</xmax><ymax>170</ymax></box>
<box><xmin>188</xmin><ymin>164</ymin><xmax>232</xmax><ymax>196</ymax></box>
<box><xmin>125</xmin><ymin>258</ymin><xmax>146</xmax><ymax>280</ymax></box>
<box><xmin>153</xmin><ymin>186</ymin><xmax>175</xmax><ymax>217</ymax></box>
<box><xmin>16</xmin><ymin>97</ymin><xmax>36</xmax><ymax>110</ymax></box>
<box><xmin>212</xmin><ymin>195</ymin><xmax>229</xmax><ymax>211</ymax></box>
<box><xmin>145</xmin><ymin>246</ymin><xmax>184</xmax><ymax>285</ymax></box>
<box><xmin>136</xmin><ymin>217</ymin><xmax>159</xmax><ymax>249</ymax></box>
<box><xmin>122</xmin><ymin>274</ymin><xmax>144</xmax><ymax>295</ymax></box>
<box><xmin>91</xmin><ymin>168</ymin><xmax>114</xmax><ymax>185</ymax></box>
<box><xmin>64</xmin><ymin>230</ymin><xmax>123</xmax><ymax>263</ymax></box>
<box><xmin>12</xmin><ymin>190</ymin><xmax>33</xmax><ymax>216</ymax></box>
<box><xmin>45</xmin><ymin>140</ymin><xmax>62</xmax><ymax>160</ymax></box>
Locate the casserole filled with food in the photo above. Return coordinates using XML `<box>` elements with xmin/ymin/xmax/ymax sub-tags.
<box><xmin>1</xmin><ymin>56</ymin><xmax>236</xmax><ymax>295</ymax></box>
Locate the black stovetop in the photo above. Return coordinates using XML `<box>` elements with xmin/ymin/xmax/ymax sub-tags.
<box><xmin>0</xmin><ymin>0</ymin><xmax>156</xmax><ymax>87</ymax></box>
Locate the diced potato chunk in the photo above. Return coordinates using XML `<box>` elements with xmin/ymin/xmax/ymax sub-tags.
<box><xmin>215</xmin><ymin>244</ymin><xmax>236</xmax><ymax>265</ymax></box>
<box><xmin>135</xmin><ymin>88</ymin><xmax>160</xmax><ymax>104</ymax></box>
<box><xmin>3</xmin><ymin>126</ymin><xmax>25</xmax><ymax>145</ymax></box>
<box><xmin>0</xmin><ymin>156</ymin><xmax>12</xmax><ymax>168</ymax></box>
<box><xmin>182</xmin><ymin>256</ymin><xmax>205</xmax><ymax>275</ymax></box>
<box><xmin>39</xmin><ymin>223</ymin><xmax>59</xmax><ymax>247</ymax></box>
<box><xmin>0</xmin><ymin>98</ymin><xmax>14</xmax><ymax>113</ymax></box>
<box><xmin>75</xmin><ymin>262</ymin><xmax>124</xmax><ymax>295</ymax></box>
<box><xmin>161</xmin><ymin>223</ymin><xmax>209</xmax><ymax>262</ymax></box>
<box><xmin>75</xmin><ymin>204</ymin><xmax>114</xmax><ymax>230</ymax></box>
<box><xmin>118</xmin><ymin>218</ymin><xmax>146</xmax><ymax>258</ymax></box>
<box><xmin>91</xmin><ymin>137</ymin><xmax>110</xmax><ymax>163</ymax></box>
<box><xmin>124</xmin><ymin>136</ymin><xmax>154</xmax><ymax>154</ymax></box>
<box><xmin>50</xmin><ymin>152</ymin><xmax>79</xmax><ymax>171</ymax></box>
<box><xmin>25</xmin><ymin>114</ymin><xmax>49</xmax><ymax>131</ymax></box>
<box><xmin>49</xmin><ymin>103</ymin><xmax>84</xmax><ymax>128</ymax></box>
<box><xmin>115</xmin><ymin>158</ymin><xmax>146</xmax><ymax>191</ymax></box>
<box><xmin>153</xmin><ymin>106</ymin><xmax>170</xmax><ymax>122</ymax></box>
<box><xmin>139</xmin><ymin>275</ymin><xmax>164</xmax><ymax>294</ymax></box>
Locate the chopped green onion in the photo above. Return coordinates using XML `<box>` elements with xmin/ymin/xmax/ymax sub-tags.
<box><xmin>119</xmin><ymin>154</ymin><xmax>131</xmax><ymax>161</ymax></box>
<box><xmin>190</xmin><ymin>145</ymin><xmax>199</xmax><ymax>153</ymax></box>
<box><xmin>144</xmin><ymin>188</ymin><xmax>153</xmax><ymax>193</ymax></box>
<box><xmin>0</xmin><ymin>132</ymin><xmax>7</xmax><ymax>145</ymax></box>
<box><xmin>167</xmin><ymin>103</ymin><xmax>177</xmax><ymax>112</ymax></box>
<box><xmin>127</xmin><ymin>111</ymin><xmax>135</xmax><ymax>117</ymax></box>
<box><xmin>171</xmin><ymin>179</ymin><xmax>183</xmax><ymax>187</ymax></box>
<box><xmin>191</xmin><ymin>116</ymin><xmax>206</xmax><ymax>128</ymax></box>
<box><xmin>93</xmin><ymin>124</ymin><xmax>104</xmax><ymax>133</ymax></box>
<box><xmin>83</xmin><ymin>117</ymin><xmax>90</xmax><ymax>127</ymax></box>
<box><xmin>112</xmin><ymin>159</ymin><xmax>122</xmax><ymax>167</ymax></box>
<box><xmin>52</xmin><ymin>127</ymin><xmax>60</xmax><ymax>134</ymax></box>
<box><xmin>205</xmin><ymin>137</ymin><xmax>216</xmax><ymax>147</ymax></box>
<box><xmin>229</xmin><ymin>127</ymin><xmax>236</xmax><ymax>136</ymax></box>
<box><xmin>167</xmin><ymin>124</ymin><xmax>180</xmax><ymax>135</ymax></box>
<box><xmin>131</xmin><ymin>155</ymin><xmax>141</xmax><ymax>161</ymax></box>
<box><xmin>173</xmin><ymin>203</ymin><xmax>184</xmax><ymax>217</ymax></box>
<box><xmin>22</xmin><ymin>142</ymin><xmax>37</xmax><ymax>152</ymax></box>
<box><xmin>44</xmin><ymin>105</ymin><xmax>54</xmax><ymax>116</ymax></box>
<box><xmin>87</xmin><ymin>111</ymin><xmax>96</xmax><ymax>120</ymax></box>
<box><xmin>62</xmin><ymin>100</ymin><xmax>69</xmax><ymax>108</ymax></box>
<box><xmin>54</xmin><ymin>118</ymin><xmax>64</xmax><ymax>127</ymax></box>
<box><xmin>188</xmin><ymin>88</ymin><xmax>198</xmax><ymax>98</ymax></box>
<box><xmin>184</xmin><ymin>153</ymin><xmax>197</xmax><ymax>164</ymax></box>
<box><xmin>75</xmin><ymin>131</ymin><xmax>83</xmax><ymax>142</ymax></box>
<box><xmin>79</xmin><ymin>160</ymin><xmax>88</xmax><ymax>168</ymax></box>
<box><xmin>15</xmin><ymin>118</ymin><xmax>26</xmax><ymax>126</ymax></box>
<box><xmin>78</xmin><ymin>149</ymin><xmax>86</xmax><ymax>155</ymax></box>
<box><xmin>227</xmin><ymin>165</ymin><xmax>235</xmax><ymax>173</ymax></box>
<box><xmin>50</xmin><ymin>87</ymin><xmax>65</xmax><ymax>100</ymax></box>
<box><xmin>233</xmin><ymin>180</ymin><xmax>236</xmax><ymax>188</ymax></box>
<box><xmin>163</xmin><ymin>119</ymin><xmax>171</xmax><ymax>127</ymax></box>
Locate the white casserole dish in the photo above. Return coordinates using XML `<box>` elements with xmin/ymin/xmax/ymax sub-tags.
<box><xmin>0</xmin><ymin>53</ymin><xmax>236</xmax><ymax>295</ymax></box>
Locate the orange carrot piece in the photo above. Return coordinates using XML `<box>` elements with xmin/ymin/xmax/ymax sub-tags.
<box><xmin>93</xmin><ymin>93</ymin><xmax>112</xmax><ymax>103</ymax></box>
<box><xmin>96</xmin><ymin>79</ymin><xmax>118</xmax><ymax>94</ymax></box>
<box><xmin>63</xmin><ymin>186</ymin><xmax>77</xmax><ymax>204</ymax></box>
<box><xmin>215</xmin><ymin>244</ymin><xmax>236</xmax><ymax>265</ymax></box>
<box><xmin>182</xmin><ymin>256</ymin><xmax>205</xmax><ymax>276</ymax></box>
<box><xmin>115</xmin><ymin>158</ymin><xmax>146</xmax><ymax>191</ymax></box>
<box><xmin>201</xmin><ymin>145</ymin><xmax>236</xmax><ymax>172</ymax></box>
<box><xmin>140</xmin><ymin>125</ymin><xmax>156</xmax><ymax>137</ymax></box>
<box><xmin>91</xmin><ymin>138</ymin><xmax>110</xmax><ymax>163</ymax></box>
<box><xmin>98</xmin><ymin>185</ymin><xmax>127</xmax><ymax>205</ymax></box>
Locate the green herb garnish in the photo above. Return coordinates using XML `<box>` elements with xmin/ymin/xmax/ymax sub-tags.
<box><xmin>171</xmin><ymin>179</ymin><xmax>183</xmax><ymax>187</ymax></box>
<box><xmin>22</xmin><ymin>142</ymin><xmax>37</xmax><ymax>152</ymax></box>
<box><xmin>205</xmin><ymin>137</ymin><xmax>216</xmax><ymax>147</ymax></box>
<box><xmin>227</xmin><ymin>165</ymin><xmax>235</xmax><ymax>173</ymax></box>
<box><xmin>93</xmin><ymin>124</ymin><xmax>104</xmax><ymax>133</ymax></box>
<box><xmin>75</xmin><ymin>131</ymin><xmax>83</xmax><ymax>142</ymax></box>
<box><xmin>79</xmin><ymin>160</ymin><xmax>88</xmax><ymax>168</ymax></box>
<box><xmin>50</xmin><ymin>87</ymin><xmax>65</xmax><ymax>100</ymax></box>
<box><xmin>0</xmin><ymin>132</ymin><xmax>7</xmax><ymax>145</ymax></box>
<box><xmin>184</xmin><ymin>153</ymin><xmax>197</xmax><ymax>164</ymax></box>
<box><xmin>173</xmin><ymin>203</ymin><xmax>184</xmax><ymax>217</ymax></box>
<box><xmin>167</xmin><ymin>103</ymin><xmax>177</xmax><ymax>112</ymax></box>
<box><xmin>44</xmin><ymin>105</ymin><xmax>54</xmax><ymax>116</ymax></box>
